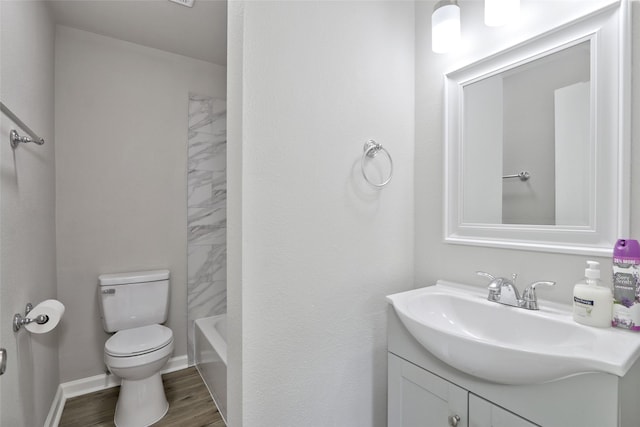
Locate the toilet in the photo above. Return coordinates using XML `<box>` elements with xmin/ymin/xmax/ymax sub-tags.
<box><xmin>98</xmin><ymin>270</ymin><xmax>174</xmax><ymax>427</ymax></box>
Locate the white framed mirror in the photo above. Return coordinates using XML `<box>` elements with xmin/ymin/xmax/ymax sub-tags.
<box><xmin>444</xmin><ymin>1</ymin><xmax>630</xmax><ymax>256</ymax></box>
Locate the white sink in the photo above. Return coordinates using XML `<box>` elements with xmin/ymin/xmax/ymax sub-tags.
<box><xmin>387</xmin><ymin>280</ymin><xmax>640</xmax><ymax>385</ymax></box>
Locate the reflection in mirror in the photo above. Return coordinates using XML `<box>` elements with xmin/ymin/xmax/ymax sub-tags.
<box><xmin>463</xmin><ymin>41</ymin><xmax>590</xmax><ymax>226</ymax></box>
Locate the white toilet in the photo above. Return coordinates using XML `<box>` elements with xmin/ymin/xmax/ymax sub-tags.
<box><xmin>98</xmin><ymin>270</ymin><xmax>174</xmax><ymax>427</ymax></box>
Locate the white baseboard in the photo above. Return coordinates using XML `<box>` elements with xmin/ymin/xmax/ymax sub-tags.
<box><xmin>45</xmin><ymin>354</ymin><xmax>189</xmax><ymax>427</ymax></box>
<box><xmin>162</xmin><ymin>354</ymin><xmax>189</xmax><ymax>375</ymax></box>
<box><xmin>43</xmin><ymin>386</ymin><xmax>65</xmax><ymax>427</ymax></box>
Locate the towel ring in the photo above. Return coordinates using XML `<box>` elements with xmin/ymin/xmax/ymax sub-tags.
<box><xmin>361</xmin><ymin>139</ymin><xmax>393</xmax><ymax>188</ymax></box>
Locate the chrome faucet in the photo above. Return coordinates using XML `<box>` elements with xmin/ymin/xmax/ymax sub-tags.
<box><xmin>476</xmin><ymin>271</ymin><xmax>555</xmax><ymax>310</ymax></box>
<box><xmin>521</xmin><ymin>281</ymin><xmax>556</xmax><ymax>310</ymax></box>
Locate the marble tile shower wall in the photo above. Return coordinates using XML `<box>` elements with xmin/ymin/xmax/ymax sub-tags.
<box><xmin>187</xmin><ymin>94</ymin><xmax>227</xmax><ymax>364</ymax></box>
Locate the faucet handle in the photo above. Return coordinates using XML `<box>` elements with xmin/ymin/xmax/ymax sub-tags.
<box><xmin>521</xmin><ymin>281</ymin><xmax>556</xmax><ymax>310</ymax></box>
<box><xmin>476</xmin><ymin>271</ymin><xmax>502</xmax><ymax>302</ymax></box>
<box><xmin>476</xmin><ymin>271</ymin><xmax>518</xmax><ymax>284</ymax></box>
<box><xmin>476</xmin><ymin>271</ymin><xmax>496</xmax><ymax>281</ymax></box>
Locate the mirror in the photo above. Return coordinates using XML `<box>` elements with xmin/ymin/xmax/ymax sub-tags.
<box><xmin>463</xmin><ymin>41</ymin><xmax>590</xmax><ymax>227</ymax></box>
<box><xmin>444</xmin><ymin>2</ymin><xmax>629</xmax><ymax>256</ymax></box>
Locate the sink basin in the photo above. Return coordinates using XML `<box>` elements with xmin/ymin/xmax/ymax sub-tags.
<box><xmin>387</xmin><ymin>280</ymin><xmax>640</xmax><ymax>385</ymax></box>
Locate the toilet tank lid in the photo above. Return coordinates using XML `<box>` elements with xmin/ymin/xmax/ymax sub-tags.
<box><xmin>98</xmin><ymin>269</ymin><xmax>170</xmax><ymax>286</ymax></box>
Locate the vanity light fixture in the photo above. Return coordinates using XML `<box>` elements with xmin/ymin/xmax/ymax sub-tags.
<box><xmin>485</xmin><ymin>0</ymin><xmax>520</xmax><ymax>27</ymax></box>
<box><xmin>432</xmin><ymin>0</ymin><xmax>461</xmax><ymax>54</ymax></box>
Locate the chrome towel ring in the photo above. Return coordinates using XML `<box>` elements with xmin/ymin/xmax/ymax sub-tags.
<box><xmin>361</xmin><ymin>139</ymin><xmax>393</xmax><ymax>188</ymax></box>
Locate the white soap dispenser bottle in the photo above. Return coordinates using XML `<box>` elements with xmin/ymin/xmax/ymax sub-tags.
<box><xmin>573</xmin><ymin>261</ymin><xmax>613</xmax><ymax>327</ymax></box>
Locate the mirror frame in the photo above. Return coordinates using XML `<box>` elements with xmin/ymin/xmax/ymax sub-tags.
<box><xmin>444</xmin><ymin>1</ymin><xmax>630</xmax><ymax>256</ymax></box>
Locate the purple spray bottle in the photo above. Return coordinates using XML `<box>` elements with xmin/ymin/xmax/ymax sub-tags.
<box><xmin>612</xmin><ymin>239</ymin><xmax>640</xmax><ymax>330</ymax></box>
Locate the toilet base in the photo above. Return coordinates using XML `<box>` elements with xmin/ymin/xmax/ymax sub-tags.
<box><xmin>114</xmin><ymin>372</ymin><xmax>169</xmax><ymax>427</ymax></box>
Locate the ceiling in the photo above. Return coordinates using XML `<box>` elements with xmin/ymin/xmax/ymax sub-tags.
<box><xmin>49</xmin><ymin>0</ymin><xmax>227</xmax><ymax>66</ymax></box>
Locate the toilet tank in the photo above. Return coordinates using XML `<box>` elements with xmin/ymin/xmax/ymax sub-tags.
<box><xmin>98</xmin><ymin>270</ymin><xmax>170</xmax><ymax>333</ymax></box>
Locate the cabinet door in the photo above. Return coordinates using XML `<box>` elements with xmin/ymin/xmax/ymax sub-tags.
<box><xmin>469</xmin><ymin>394</ymin><xmax>539</xmax><ymax>427</ymax></box>
<box><xmin>388</xmin><ymin>353</ymin><xmax>468</xmax><ymax>427</ymax></box>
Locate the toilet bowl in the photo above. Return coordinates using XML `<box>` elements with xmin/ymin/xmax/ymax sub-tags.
<box><xmin>98</xmin><ymin>270</ymin><xmax>173</xmax><ymax>427</ymax></box>
<box><xmin>104</xmin><ymin>324</ymin><xmax>174</xmax><ymax>427</ymax></box>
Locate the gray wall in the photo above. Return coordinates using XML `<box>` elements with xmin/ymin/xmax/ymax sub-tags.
<box><xmin>0</xmin><ymin>1</ymin><xmax>58</xmax><ymax>426</ymax></box>
<box><xmin>55</xmin><ymin>26</ymin><xmax>226</xmax><ymax>382</ymax></box>
<box><xmin>416</xmin><ymin>1</ymin><xmax>639</xmax><ymax>306</ymax></box>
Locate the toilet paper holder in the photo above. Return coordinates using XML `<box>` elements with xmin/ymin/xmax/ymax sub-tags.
<box><xmin>13</xmin><ymin>303</ymin><xmax>49</xmax><ymax>332</ymax></box>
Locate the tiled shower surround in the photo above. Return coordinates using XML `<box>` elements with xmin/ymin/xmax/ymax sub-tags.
<box><xmin>187</xmin><ymin>94</ymin><xmax>227</xmax><ymax>364</ymax></box>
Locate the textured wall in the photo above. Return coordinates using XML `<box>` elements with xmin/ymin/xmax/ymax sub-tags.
<box><xmin>0</xmin><ymin>1</ymin><xmax>58</xmax><ymax>426</ymax></box>
<box><xmin>227</xmin><ymin>1</ymin><xmax>415</xmax><ymax>425</ymax></box>
<box><xmin>55</xmin><ymin>26</ymin><xmax>226</xmax><ymax>382</ymax></box>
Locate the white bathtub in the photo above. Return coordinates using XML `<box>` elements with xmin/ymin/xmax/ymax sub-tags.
<box><xmin>195</xmin><ymin>314</ymin><xmax>227</xmax><ymax>424</ymax></box>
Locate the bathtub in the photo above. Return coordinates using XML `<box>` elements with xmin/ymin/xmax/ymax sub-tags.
<box><xmin>195</xmin><ymin>314</ymin><xmax>227</xmax><ymax>424</ymax></box>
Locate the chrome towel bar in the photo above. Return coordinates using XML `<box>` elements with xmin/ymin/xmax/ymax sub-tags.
<box><xmin>502</xmin><ymin>171</ymin><xmax>530</xmax><ymax>181</ymax></box>
<box><xmin>0</xmin><ymin>101</ymin><xmax>45</xmax><ymax>148</ymax></box>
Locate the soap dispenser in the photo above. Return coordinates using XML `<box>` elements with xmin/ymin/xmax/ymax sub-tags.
<box><xmin>573</xmin><ymin>261</ymin><xmax>613</xmax><ymax>327</ymax></box>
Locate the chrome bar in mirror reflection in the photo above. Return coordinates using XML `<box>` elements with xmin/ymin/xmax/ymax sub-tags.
<box><xmin>502</xmin><ymin>171</ymin><xmax>530</xmax><ymax>181</ymax></box>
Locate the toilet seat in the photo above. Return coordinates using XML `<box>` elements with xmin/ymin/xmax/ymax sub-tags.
<box><xmin>105</xmin><ymin>324</ymin><xmax>173</xmax><ymax>357</ymax></box>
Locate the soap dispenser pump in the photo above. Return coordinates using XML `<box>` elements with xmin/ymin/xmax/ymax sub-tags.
<box><xmin>573</xmin><ymin>261</ymin><xmax>613</xmax><ymax>327</ymax></box>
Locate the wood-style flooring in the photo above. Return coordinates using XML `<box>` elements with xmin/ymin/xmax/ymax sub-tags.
<box><xmin>59</xmin><ymin>367</ymin><xmax>225</xmax><ymax>427</ymax></box>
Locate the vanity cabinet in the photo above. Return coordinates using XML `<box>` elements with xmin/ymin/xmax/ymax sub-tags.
<box><xmin>388</xmin><ymin>353</ymin><xmax>536</xmax><ymax>427</ymax></box>
<box><xmin>387</xmin><ymin>308</ymin><xmax>640</xmax><ymax>427</ymax></box>
<box><xmin>468</xmin><ymin>394</ymin><xmax>536</xmax><ymax>427</ymax></box>
<box><xmin>388</xmin><ymin>353</ymin><xmax>468</xmax><ymax>426</ymax></box>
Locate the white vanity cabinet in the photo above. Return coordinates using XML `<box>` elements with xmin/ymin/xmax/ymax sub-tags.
<box><xmin>388</xmin><ymin>353</ymin><xmax>468</xmax><ymax>426</ymax></box>
<box><xmin>388</xmin><ymin>353</ymin><xmax>537</xmax><ymax>427</ymax></box>
<box><xmin>387</xmin><ymin>309</ymin><xmax>640</xmax><ymax>427</ymax></box>
<box><xmin>468</xmin><ymin>394</ymin><xmax>537</xmax><ymax>427</ymax></box>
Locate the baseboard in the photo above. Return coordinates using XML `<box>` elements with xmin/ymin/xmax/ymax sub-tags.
<box><xmin>44</xmin><ymin>354</ymin><xmax>189</xmax><ymax>427</ymax></box>
<box><xmin>163</xmin><ymin>353</ymin><xmax>189</xmax><ymax>374</ymax></box>
<box><xmin>43</xmin><ymin>386</ymin><xmax>65</xmax><ymax>427</ymax></box>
